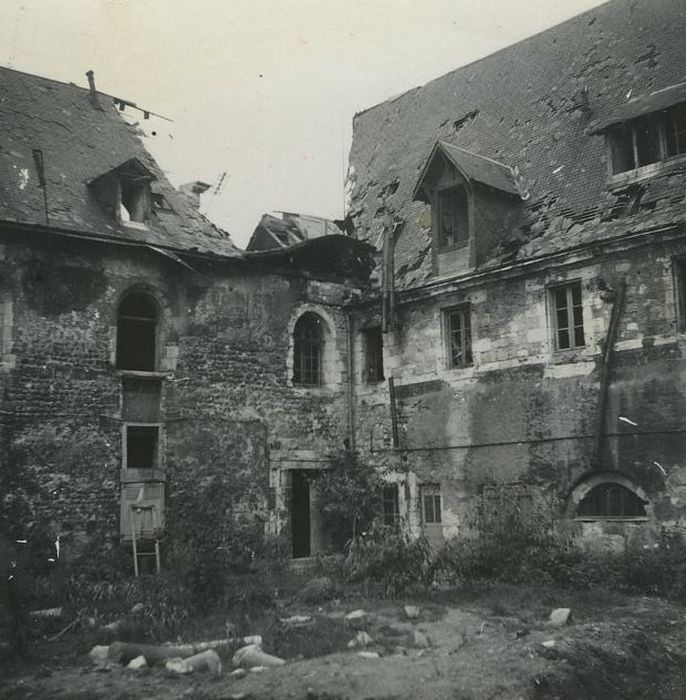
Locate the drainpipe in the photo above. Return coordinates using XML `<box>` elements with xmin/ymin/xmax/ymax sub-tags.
<box><xmin>346</xmin><ymin>313</ymin><xmax>356</xmax><ymax>452</ymax></box>
<box><xmin>593</xmin><ymin>277</ymin><xmax>626</xmax><ymax>468</ymax></box>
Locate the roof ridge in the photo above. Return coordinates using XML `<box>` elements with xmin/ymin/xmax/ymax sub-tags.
<box><xmin>353</xmin><ymin>0</ymin><xmax>611</xmax><ymax>120</ymax></box>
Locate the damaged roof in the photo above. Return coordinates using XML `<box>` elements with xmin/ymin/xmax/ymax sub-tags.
<box><xmin>247</xmin><ymin>212</ymin><xmax>344</xmax><ymax>252</ymax></box>
<box><xmin>0</xmin><ymin>67</ymin><xmax>241</xmax><ymax>258</ymax></box>
<box><xmin>348</xmin><ymin>0</ymin><xmax>686</xmax><ymax>290</ymax></box>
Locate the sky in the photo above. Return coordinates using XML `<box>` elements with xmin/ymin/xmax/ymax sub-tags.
<box><xmin>1</xmin><ymin>0</ymin><xmax>607</xmax><ymax>248</ymax></box>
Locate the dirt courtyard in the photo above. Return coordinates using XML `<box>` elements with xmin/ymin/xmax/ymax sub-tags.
<box><xmin>2</xmin><ymin>584</ymin><xmax>686</xmax><ymax>699</ymax></box>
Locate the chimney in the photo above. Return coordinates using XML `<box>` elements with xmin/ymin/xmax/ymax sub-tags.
<box><xmin>85</xmin><ymin>70</ymin><xmax>102</xmax><ymax>110</ymax></box>
<box><xmin>179</xmin><ymin>181</ymin><xmax>211</xmax><ymax>209</ymax></box>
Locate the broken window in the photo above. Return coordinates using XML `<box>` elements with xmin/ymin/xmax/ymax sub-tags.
<box><xmin>381</xmin><ymin>484</ymin><xmax>400</xmax><ymax>528</ymax></box>
<box><xmin>421</xmin><ymin>484</ymin><xmax>442</xmax><ymax>525</ymax></box>
<box><xmin>363</xmin><ymin>326</ymin><xmax>384</xmax><ymax>383</ymax></box>
<box><xmin>608</xmin><ymin>102</ymin><xmax>686</xmax><ymax>174</ymax></box>
<box><xmin>576</xmin><ymin>483</ymin><xmax>646</xmax><ymax>519</ymax></box>
<box><xmin>116</xmin><ymin>292</ymin><xmax>159</xmax><ymax>371</ymax></box>
<box><xmin>437</xmin><ymin>186</ymin><xmax>468</xmax><ymax>249</ymax></box>
<box><xmin>124</xmin><ymin>425</ymin><xmax>160</xmax><ymax>469</ymax></box>
<box><xmin>551</xmin><ymin>282</ymin><xmax>584</xmax><ymax>350</ymax></box>
<box><xmin>293</xmin><ymin>313</ymin><xmax>324</xmax><ymax>386</ymax></box>
<box><xmin>444</xmin><ymin>305</ymin><xmax>473</xmax><ymax>368</ymax></box>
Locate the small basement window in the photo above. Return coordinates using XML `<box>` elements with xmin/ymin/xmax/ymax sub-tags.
<box><xmin>116</xmin><ymin>292</ymin><xmax>159</xmax><ymax>371</ymax></box>
<box><xmin>363</xmin><ymin>326</ymin><xmax>384</xmax><ymax>383</ymax></box>
<box><xmin>608</xmin><ymin>102</ymin><xmax>686</xmax><ymax>175</ymax></box>
<box><xmin>551</xmin><ymin>282</ymin><xmax>584</xmax><ymax>351</ymax></box>
<box><xmin>444</xmin><ymin>305</ymin><xmax>473</xmax><ymax>368</ymax></box>
<box><xmin>437</xmin><ymin>186</ymin><xmax>469</xmax><ymax>249</ymax></box>
<box><xmin>124</xmin><ymin>425</ymin><xmax>160</xmax><ymax>470</ymax></box>
<box><xmin>576</xmin><ymin>482</ymin><xmax>647</xmax><ymax>519</ymax></box>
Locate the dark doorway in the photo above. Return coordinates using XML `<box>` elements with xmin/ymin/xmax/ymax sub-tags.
<box><xmin>291</xmin><ymin>470</ymin><xmax>311</xmax><ymax>558</ymax></box>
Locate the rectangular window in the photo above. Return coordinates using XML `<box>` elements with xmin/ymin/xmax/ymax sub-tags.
<box><xmin>125</xmin><ymin>425</ymin><xmax>159</xmax><ymax>469</ymax></box>
<box><xmin>609</xmin><ymin>102</ymin><xmax>686</xmax><ymax>175</ymax></box>
<box><xmin>381</xmin><ymin>484</ymin><xmax>400</xmax><ymax>527</ymax></box>
<box><xmin>437</xmin><ymin>187</ymin><xmax>468</xmax><ymax>249</ymax></box>
<box><xmin>363</xmin><ymin>327</ymin><xmax>384</xmax><ymax>383</ymax></box>
<box><xmin>444</xmin><ymin>305</ymin><xmax>473</xmax><ymax>368</ymax></box>
<box><xmin>551</xmin><ymin>282</ymin><xmax>585</xmax><ymax>350</ymax></box>
<box><xmin>421</xmin><ymin>484</ymin><xmax>442</xmax><ymax>525</ymax></box>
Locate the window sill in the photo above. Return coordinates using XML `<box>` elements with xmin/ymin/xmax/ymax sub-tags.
<box><xmin>609</xmin><ymin>153</ymin><xmax>686</xmax><ymax>188</ymax></box>
<box><xmin>437</xmin><ymin>242</ymin><xmax>469</xmax><ymax>254</ymax></box>
<box><xmin>575</xmin><ymin>516</ymin><xmax>649</xmax><ymax>523</ymax></box>
<box><xmin>116</xmin><ymin>369</ymin><xmax>168</xmax><ymax>379</ymax></box>
<box><xmin>120</xmin><ymin>469</ymin><xmax>166</xmax><ymax>483</ymax></box>
<box><xmin>121</xmin><ymin>220</ymin><xmax>150</xmax><ymax>231</ymax></box>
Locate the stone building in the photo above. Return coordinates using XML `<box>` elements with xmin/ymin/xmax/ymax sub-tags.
<box><xmin>3</xmin><ymin>0</ymin><xmax>686</xmax><ymax>569</ymax></box>
<box><xmin>0</xmin><ymin>66</ymin><xmax>373</xmax><ymax>568</ymax></box>
<box><xmin>346</xmin><ymin>0</ymin><xmax>686</xmax><ymax>550</ymax></box>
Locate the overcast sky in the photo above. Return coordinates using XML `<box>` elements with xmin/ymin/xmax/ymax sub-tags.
<box><xmin>2</xmin><ymin>0</ymin><xmax>607</xmax><ymax>247</ymax></box>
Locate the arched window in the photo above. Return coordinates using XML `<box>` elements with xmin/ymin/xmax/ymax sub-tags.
<box><xmin>116</xmin><ymin>292</ymin><xmax>159</xmax><ymax>371</ymax></box>
<box><xmin>293</xmin><ymin>313</ymin><xmax>324</xmax><ymax>386</ymax></box>
<box><xmin>577</xmin><ymin>482</ymin><xmax>647</xmax><ymax>519</ymax></box>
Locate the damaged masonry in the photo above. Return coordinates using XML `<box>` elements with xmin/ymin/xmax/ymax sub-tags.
<box><xmin>2</xmin><ymin>0</ymin><xmax>686</xmax><ymax>582</ymax></box>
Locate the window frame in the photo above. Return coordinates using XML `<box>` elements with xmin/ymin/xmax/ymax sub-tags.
<box><xmin>436</xmin><ymin>185</ymin><xmax>469</xmax><ymax>251</ymax></box>
<box><xmin>292</xmin><ymin>313</ymin><xmax>324</xmax><ymax>387</ymax></box>
<box><xmin>122</xmin><ymin>423</ymin><xmax>162</xmax><ymax>471</ymax></box>
<box><xmin>363</xmin><ymin>326</ymin><xmax>385</xmax><ymax>384</ymax></box>
<box><xmin>607</xmin><ymin>102</ymin><xmax>686</xmax><ymax>178</ymax></box>
<box><xmin>575</xmin><ymin>482</ymin><xmax>647</xmax><ymax>521</ymax></box>
<box><xmin>673</xmin><ymin>257</ymin><xmax>686</xmax><ymax>333</ymax></box>
<box><xmin>420</xmin><ymin>484</ymin><xmax>442</xmax><ymax>526</ymax></box>
<box><xmin>549</xmin><ymin>281</ymin><xmax>585</xmax><ymax>352</ymax></box>
<box><xmin>116</xmin><ymin>292</ymin><xmax>159</xmax><ymax>372</ymax></box>
<box><xmin>380</xmin><ymin>484</ymin><xmax>400</xmax><ymax>528</ymax></box>
<box><xmin>443</xmin><ymin>304</ymin><xmax>473</xmax><ymax>369</ymax></box>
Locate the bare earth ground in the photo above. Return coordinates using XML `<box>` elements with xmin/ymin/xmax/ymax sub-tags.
<box><xmin>2</xmin><ymin>586</ymin><xmax>686</xmax><ymax>699</ymax></box>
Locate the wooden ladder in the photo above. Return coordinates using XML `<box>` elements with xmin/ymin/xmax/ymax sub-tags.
<box><xmin>130</xmin><ymin>503</ymin><xmax>161</xmax><ymax>577</ymax></box>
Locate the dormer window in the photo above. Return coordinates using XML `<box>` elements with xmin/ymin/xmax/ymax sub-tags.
<box><xmin>412</xmin><ymin>141</ymin><xmax>523</xmax><ymax>275</ymax></box>
<box><xmin>437</xmin><ymin>186</ymin><xmax>468</xmax><ymax>249</ymax></box>
<box><xmin>88</xmin><ymin>158</ymin><xmax>155</xmax><ymax>228</ymax></box>
<box><xmin>608</xmin><ymin>103</ymin><xmax>686</xmax><ymax>175</ymax></box>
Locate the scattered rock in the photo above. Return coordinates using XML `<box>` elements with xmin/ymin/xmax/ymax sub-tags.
<box><xmin>126</xmin><ymin>655</ymin><xmax>148</xmax><ymax>670</ymax></box>
<box><xmin>166</xmin><ymin>657</ymin><xmax>193</xmax><ymax>674</ymax></box>
<box><xmin>89</xmin><ymin>645</ymin><xmax>110</xmax><ymax>665</ymax></box>
<box><xmin>347</xmin><ymin>631</ymin><xmax>374</xmax><ymax>649</ymax></box>
<box><xmin>345</xmin><ymin>609</ymin><xmax>368</xmax><ymax>629</ymax></box>
<box><xmin>297</xmin><ymin>576</ymin><xmax>334</xmax><ymax>604</ymax></box>
<box><xmin>403</xmin><ymin>605</ymin><xmax>420</xmax><ymax>619</ymax></box>
<box><xmin>357</xmin><ymin>651</ymin><xmax>380</xmax><ymax>659</ymax></box>
<box><xmin>233</xmin><ymin>644</ymin><xmax>285</xmax><ymax>669</ymax></box>
<box><xmin>411</xmin><ymin>630</ymin><xmax>431</xmax><ymax>648</ymax></box>
<box><xmin>393</xmin><ymin>645</ymin><xmax>408</xmax><ymax>656</ymax></box>
<box><xmin>184</xmin><ymin>649</ymin><xmax>222</xmax><ymax>675</ymax></box>
<box><xmin>250</xmin><ymin>666</ymin><xmax>267</xmax><ymax>673</ymax></box>
<box><xmin>130</xmin><ymin>603</ymin><xmax>145</xmax><ymax>616</ymax></box>
<box><xmin>549</xmin><ymin>608</ymin><xmax>572</xmax><ymax>627</ymax></box>
<box><xmin>229</xmin><ymin>668</ymin><xmax>248</xmax><ymax>679</ymax></box>
<box><xmin>537</xmin><ymin>641</ymin><xmax>560</xmax><ymax>660</ymax></box>
<box><xmin>103</xmin><ymin>620</ymin><xmax>121</xmax><ymax>633</ymax></box>
<box><xmin>280</xmin><ymin>615</ymin><xmax>313</xmax><ymax>627</ymax></box>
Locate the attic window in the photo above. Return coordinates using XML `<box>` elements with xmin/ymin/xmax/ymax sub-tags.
<box><xmin>608</xmin><ymin>102</ymin><xmax>686</xmax><ymax>175</ymax></box>
<box><xmin>121</xmin><ymin>180</ymin><xmax>150</xmax><ymax>224</ymax></box>
<box><xmin>437</xmin><ymin>186</ymin><xmax>468</xmax><ymax>249</ymax></box>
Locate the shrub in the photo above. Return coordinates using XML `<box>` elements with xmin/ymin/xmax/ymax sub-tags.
<box><xmin>344</xmin><ymin>522</ymin><xmax>433</xmax><ymax>596</ymax></box>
